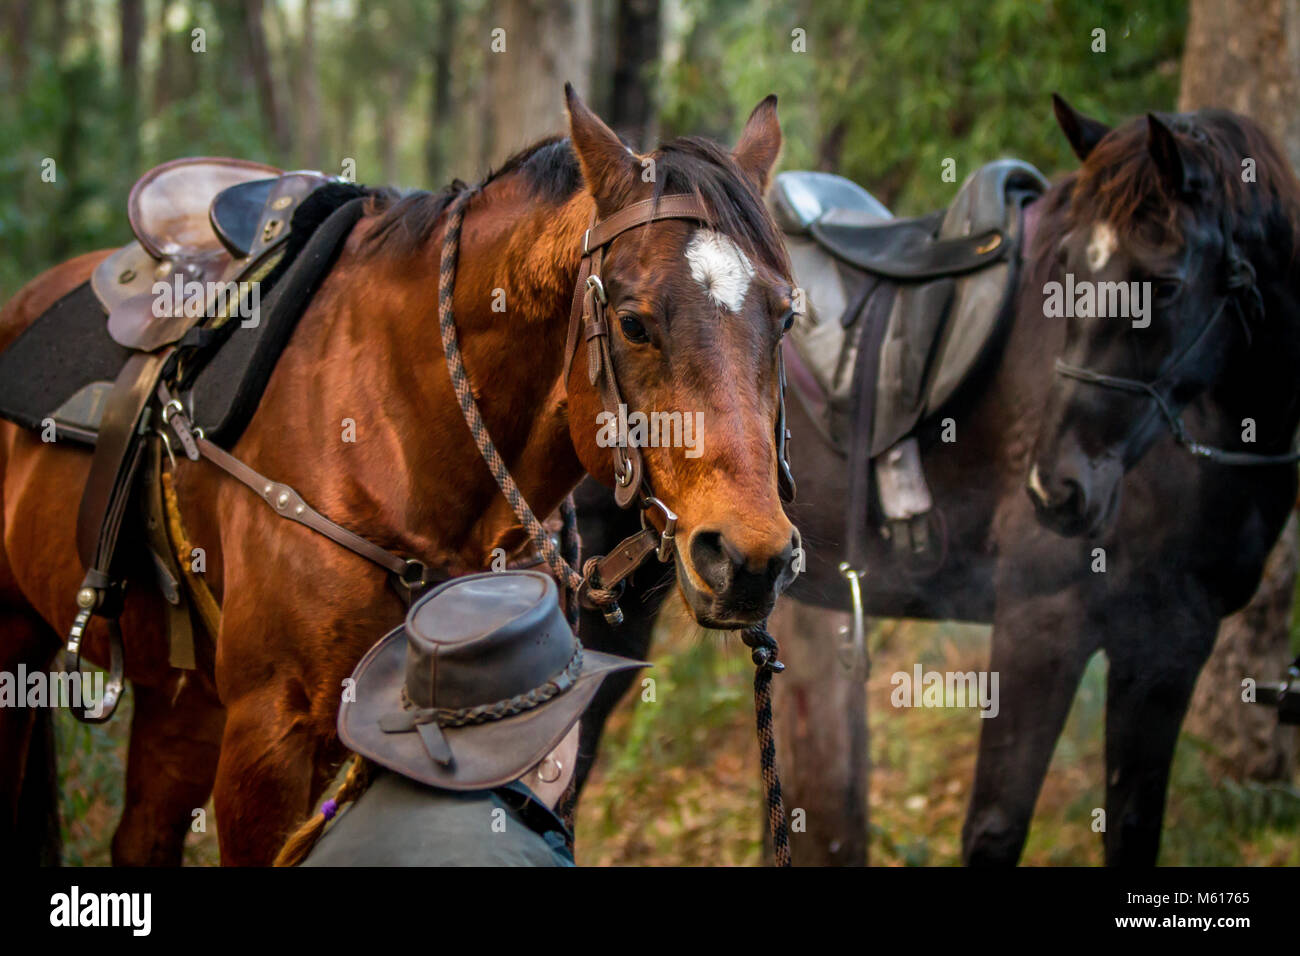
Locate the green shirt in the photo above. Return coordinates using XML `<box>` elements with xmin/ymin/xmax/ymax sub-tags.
<box><xmin>299</xmin><ymin>769</ymin><xmax>575</xmax><ymax>867</ymax></box>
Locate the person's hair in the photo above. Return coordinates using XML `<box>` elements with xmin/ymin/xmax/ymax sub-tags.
<box><xmin>273</xmin><ymin>754</ymin><xmax>374</xmax><ymax>867</ymax></box>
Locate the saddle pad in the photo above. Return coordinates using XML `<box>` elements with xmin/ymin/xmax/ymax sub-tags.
<box><xmin>187</xmin><ymin>193</ymin><xmax>366</xmax><ymax>445</ymax></box>
<box><xmin>0</xmin><ymin>282</ymin><xmax>131</xmax><ymax>443</ymax></box>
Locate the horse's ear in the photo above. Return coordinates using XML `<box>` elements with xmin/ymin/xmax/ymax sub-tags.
<box><xmin>565</xmin><ymin>82</ymin><xmax>638</xmax><ymax>216</ymax></box>
<box><xmin>733</xmin><ymin>95</ymin><xmax>782</xmax><ymax>193</ymax></box>
<box><xmin>1147</xmin><ymin>113</ymin><xmax>1206</xmax><ymax>197</ymax></box>
<box><xmin>1052</xmin><ymin>93</ymin><xmax>1111</xmax><ymax>162</ymax></box>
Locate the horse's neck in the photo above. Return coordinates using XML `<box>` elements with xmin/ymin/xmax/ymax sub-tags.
<box><xmin>1222</xmin><ymin>273</ymin><xmax>1300</xmax><ymax>449</ymax></box>
<box><xmin>349</xmin><ymin>183</ymin><xmax>593</xmax><ymax>567</ymax></box>
<box><xmin>432</xmin><ymin>184</ymin><xmax>595</xmax><ymax>554</ymax></box>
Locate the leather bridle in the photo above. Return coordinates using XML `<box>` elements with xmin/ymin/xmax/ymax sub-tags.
<box><xmin>441</xmin><ymin>188</ymin><xmax>797</xmax><ymax>625</ymax></box>
<box><xmin>1053</xmin><ymin>225</ymin><xmax>1298</xmax><ymax>466</ymax></box>
<box><xmin>565</xmin><ymin>193</ymin><xmax>796</xmax><ymax>508</ymax></box>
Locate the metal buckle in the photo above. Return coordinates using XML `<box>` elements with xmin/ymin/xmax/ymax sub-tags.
<box><xmin>396</xmin><ymin>558</ymin><xmax>431</xmax><ymax>592</ymax></box>
<box><xmin>585</xmin><ymin>273</ymin><xmax>607</xmax><ymax>305</ymax></box>
<box><xmin>160</xmin><ymin>398</ymin><xmax>185</xmax><ymax>425</ymax></box>
<box><xmin>614</xmin><ymin>453</ymin><xmax>633</xmax><ymax>487</ymax></box>
<box><xmin>641</xmin><ymin>496</ymin><xmax>678</xmax><ymax>562</ymax></box>
<box><xmin>582</xmin><ymin>229</ymin><xmax>592</xmax><ymax>255</ymax></box>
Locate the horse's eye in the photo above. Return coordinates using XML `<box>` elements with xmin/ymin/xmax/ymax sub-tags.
<box><xmin>780</xmin><ymin>309</ymin><xmax>796</xmax><ymax>334</ymax></box>
<box><xmin>1154</xmin><ymin>279</ymin><xmax>1182</xmax><ymax>306</ymax></box>
<box><xmin>619</xmin><ymin>315</ymin><xmax>651</xmax><ymax>344</ymax></box>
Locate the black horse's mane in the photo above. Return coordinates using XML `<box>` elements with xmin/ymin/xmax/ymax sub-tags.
<box><xmin>359</xmin><ymin>134</ymin><xmax>789</xmax><ymax>275</ymax></box>
<box><xmin>1028</xmin><ymin>108</ymin><xmax>1300</xmax><ymax>287</ymax></box>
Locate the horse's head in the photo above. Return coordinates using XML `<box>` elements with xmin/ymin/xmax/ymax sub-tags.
<box><xmin>563</xmin><ymin>88</ymin><xmax>797</xmax><ymax>628</ymax></box>
<box><xmin>1028</xmin><ymin>95</ymin><xmax>1286</xmax><ymax>538</ymax></box>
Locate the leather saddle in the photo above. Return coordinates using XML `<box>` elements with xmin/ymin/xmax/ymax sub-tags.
<box><xmin>771</xmin><ymin>160</ymin><xmax>1047</xmax><ymax>557</ymax></box>
<box><xmin>88</xmin><ymin>158</ymin><xmax>328</xmax><ymax>354</ymax></box>
<box><xmin>54</xmin><ymin>158</ymin><xmax>332</xmax><ymax>721</ymax></box>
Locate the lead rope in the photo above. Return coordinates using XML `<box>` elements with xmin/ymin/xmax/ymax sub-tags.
<box><xmin>436</xmin><ymin>187</ymin><xmax>619</xmax><ymax>616</ymax></box>
<box><xmin>742</xmin><ymin>621</ymin><xmax>792</xmax><ymax>867</ymax></box>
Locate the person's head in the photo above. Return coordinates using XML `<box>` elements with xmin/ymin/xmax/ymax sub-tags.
<box><xmin>274</xmin><ymin>571</ymin><xmax>646</xmax><ymax>865</ymax></box>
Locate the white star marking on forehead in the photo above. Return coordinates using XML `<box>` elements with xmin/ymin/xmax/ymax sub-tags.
<box><xmin>685</xmin><ymin>229</ymin><xmax>755</xmax><ymax>312</ymax></box>
<box><xmin>1086</xmin><ymin>222</ymin><xmax>1118</xmax><ymax>272</ymax></box>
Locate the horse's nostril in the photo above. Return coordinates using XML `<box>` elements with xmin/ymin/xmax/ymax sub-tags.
<box><xmin>689</xmin><ymin>530</ymin><xmax>732</xmax><ymax>591</ymax></box>
<box><xmin>1029</xmin><ymin>465</ymin><xmax>1087</xmax><ymax>516</ymax></box>
<box><xmin>1051</xmin><ymin>477</ymin><xmax>1087</xmax><ymax>517</ymax></box>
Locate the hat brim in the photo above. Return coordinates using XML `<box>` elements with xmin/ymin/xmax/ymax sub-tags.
<box><xmin>339</xmin><ymin>625</ymin><xmax>647</xmax><ymax>791</ymax></box>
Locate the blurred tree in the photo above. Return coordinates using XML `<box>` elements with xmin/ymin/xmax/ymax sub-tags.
<box><xmin>425</xmin><ymin>0</ymin><xmax>459</xmax><ymax>184</ymax></box>
<box><xmin>485</xmin><ymin>0</ymin><xmax>594</xmax><ymax>165</ymax></box>
<box><xmin>658</xmin><ymin>0</ymin><xmax>1185</xmax><ymax>213</ymax></box>
<box><xmin>608</xmin><ymin>0</ymin><xmax>660</xmax><ymax>148</ymax></box>
<box><xmin>118</xmin><ymin>0</ymin><xmax>142</xmax><ymax>170</ymax></box>
<box><xmin>243</xmin><ymin>0</ymin><xmax>290</xmax><ymax>156</ymax></box>
<box><xmin>296</xmin><ymin>0</ymin><xmax>322</xmax><ymax>168</ymax></box>
<box><xmin>1179</xmin><ymin>0</ymin><xmax>1299</xmax><ymax>784</ymax></box>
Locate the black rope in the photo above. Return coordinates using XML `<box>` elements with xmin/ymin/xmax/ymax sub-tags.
<box><xmin>741</xmin><ymin>621</ymin><xmax>791</xmax><ymax>867</ymax></box>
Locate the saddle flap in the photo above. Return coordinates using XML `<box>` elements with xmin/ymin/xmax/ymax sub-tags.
<box><xmin>811</xmin><ymin>210</ymin><xmax>1006</xmax><ymax>280</ymax></box>
<box><xmin>128</xmin><ymin>157</ymin><xmax>281</xmax><ymax>259</ymax></box>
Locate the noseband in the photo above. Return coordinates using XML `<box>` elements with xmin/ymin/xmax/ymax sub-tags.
<box><xmin>1053</xmin><ymin>228</ymin><xmax>1298</xmax><ymax>466</ymax></box>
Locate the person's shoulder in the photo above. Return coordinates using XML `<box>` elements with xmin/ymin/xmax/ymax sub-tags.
<box><xmin>299</xmin><ymin>771</ymin><xmax>570</xmax><ymax>867</ymax></box>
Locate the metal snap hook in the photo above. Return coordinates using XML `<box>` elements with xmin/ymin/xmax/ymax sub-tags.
<box><xmin>641</xmin><ymin>496</ymin><xmax>678</xmax><ymax>562</ymax></box>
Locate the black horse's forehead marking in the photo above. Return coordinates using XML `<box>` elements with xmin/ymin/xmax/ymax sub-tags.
<box><xmin>1084</xmin><ymin>222</ymin><xmax>1119</xmax><ymax>272</ymax></box>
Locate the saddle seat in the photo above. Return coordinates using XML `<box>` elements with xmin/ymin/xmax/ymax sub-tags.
<box><xmin>128</xmin><ymin>157</ymin><xmax>281</xmax><ymax>260</ymax></box>
<box><xmin>771</xmin><ymin>160</ymin><xmax>1047</xmax><ymax>544</ymax></box>
<box><xmin>90</xmin><ymin>157</ymin><xmax>329</xmax><ymax>354</ymax></box>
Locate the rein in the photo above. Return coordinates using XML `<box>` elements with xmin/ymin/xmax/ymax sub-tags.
<box><xmin>1054</xmin><ymin>229</ymin><xmax>1299</xmax><ymax>466</ymax></box>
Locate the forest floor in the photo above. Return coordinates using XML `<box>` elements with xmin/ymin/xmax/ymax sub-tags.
<box><xmin>54</xmin><ymin>596</ymin><xmax>1300</xmax><ymax>866</ymax></box>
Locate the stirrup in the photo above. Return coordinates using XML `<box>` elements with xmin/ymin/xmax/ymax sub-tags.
<box><xmin>58</xmin><ymin>583</ymin><xmax>126</xmax><ymax>723</ymax></box>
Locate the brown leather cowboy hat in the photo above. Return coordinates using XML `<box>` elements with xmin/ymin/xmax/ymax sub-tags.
<box><xmin>339</xmin><ymin>570</ymin><xmax>648</xmax><ymax>791</ymax></box>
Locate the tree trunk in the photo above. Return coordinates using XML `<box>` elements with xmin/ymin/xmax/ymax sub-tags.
<box><xmin>608</xmin><ymin>0</ymin><xmax>660</xmax><ymax>149</ymax></box>
<box><xmin>768</xmin><ymin>598</ymin><xmax>869</xmax><ymax>865</ymax></box>
<box><xmin>425</xmin><ymin>0</ymin><xmax>458</xmax><ymax>186</ymax></box>
<box><xmin>242</xmin><ymin>0</ymin><xmax>291</xmax><ymax>160</ymax></box>
<box><xmin>1180</xmin><ymin>0</ymin><xmax>1300</xmax><ymax>164</ymax></box>
<box><xmin>1179</xmin><ymin>0</ymin><xmax>1300</xmax><ymax>781</ymax></box>
<box><xmin>5</xmin><ymin>0</ymin><xmax>31</xmax><ymax>87</ymax></box>
<box><xmin>485</xmin><ymin>0</ymin><xmax>594</xmax><ymax>166</ymax></box>
<box><xmin>295</xmin><ymin>0</ymin><xmax>321</xmax><ymax>168</ymax></box>
<box><xmin>119</xmin><ymin>0</ymin><xmax>143</xmax><ymax>170</ymax></box>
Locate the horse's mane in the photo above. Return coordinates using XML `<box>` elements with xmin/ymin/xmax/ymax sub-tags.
<box><xmin>1029</xmin><ymin>108</ymin><xmax>1300</xmax><ymax>282</ymax></box>
<box><xmin>360</xmin><ymin>134</ymin><xmax>789</xmax><ymax>275</ymax></box>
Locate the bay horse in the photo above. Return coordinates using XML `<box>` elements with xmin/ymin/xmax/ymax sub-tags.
<box><xmin>0</xmin><ymin>88</ymin><xmax>799</xmax><ymax>864</ymax></box>
<box><xmin>573</xmin><ymin>97</ymin><xmax>1300</xmax><ymax>866</ymax></box>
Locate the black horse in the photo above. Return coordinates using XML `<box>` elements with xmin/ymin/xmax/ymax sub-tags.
<box><xmin>572</xmin><ymin>96</ymin><xmax>1300</xmax><ymax>866</ymax></box>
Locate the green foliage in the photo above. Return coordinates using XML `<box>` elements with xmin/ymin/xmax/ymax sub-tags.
<box><xmin>658</xmin><ymin>0</ymin><xmax>1186</xmax><ymax>213</ymax></box>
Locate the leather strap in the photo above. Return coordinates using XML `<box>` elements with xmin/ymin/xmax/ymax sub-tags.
<box><xmin>564</xmin><ymin>196</ymin><xmax>711</xmax><ymax>511</ymax></box>
<box><xmin>192</xmin><ymin>435</ymin><xmax>436</xmax><ymax>583</ymax></box>
<box><xmin>583</xmin><ymin>194</ymin><xmax>712</xmax><ymax>251</ymax></box>
<box><xmin>76</xmin><ymin>349</ymin><xmax>173</xmax><ymax>569</ymax></box>
<box><xmin>155</xmin><ymin>377</ymin><xmax>441</xmax><ymax>593</ymax></box>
